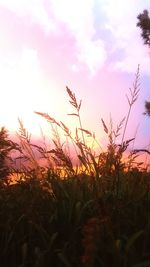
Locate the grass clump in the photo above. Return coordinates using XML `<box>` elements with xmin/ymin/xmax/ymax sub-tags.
<box><xmin>0</xmin><ymin>67</ymin><xmax>150</xmax><ymax>267</ymax></box>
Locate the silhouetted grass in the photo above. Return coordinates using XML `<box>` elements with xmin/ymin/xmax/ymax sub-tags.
<box><xmin>0</xmin><ymin>67</ymin><xmax>150</xmax><ymax>267</ymax></box>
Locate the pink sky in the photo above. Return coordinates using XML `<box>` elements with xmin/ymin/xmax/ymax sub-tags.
<box><xmin>0</xmin><ymin>0</ymin><xmax>150</xmax><ymax>153</ymax></box>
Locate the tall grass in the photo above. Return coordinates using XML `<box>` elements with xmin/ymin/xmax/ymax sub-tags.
<box><xmin>0</xmin><ymin>67</ymin><xmax>150</xmax><ymax>267</ymax></box>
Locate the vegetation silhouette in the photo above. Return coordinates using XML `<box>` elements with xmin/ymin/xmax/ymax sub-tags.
<box><xmin>0</xmin><ymin>127</ymin><xmax>19</xmax><ymax>184</ymax></box>
<box><xmin>0</xmin><ymin>66</ymin><xmax>150</xmax><ymax>266</ymax></box>
<box><xmin>137</xmin><ymin>9</ymin><xmax>150</xmax><ymax>47</ymax></box>
<box><xmin>137</xmin><ymin>9</ymin><xmax>150</xmax><ymax>118</ymax></box>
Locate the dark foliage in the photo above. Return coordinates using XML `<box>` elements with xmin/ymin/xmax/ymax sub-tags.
<box><xmin>0</xmin><ymin>172</ymin><xmax>150</xmax><ymax>267</ymax></box>
<box><xmin>1</xmin><ymin>78</ymin><xmax>150</xmax><ymax>266</ymax></box>
<box><xmin>137</xmin><ymin>10</ymin><xmax>150</xmax><ymax>117</ymax></box>
<box><xmin>137</xmin><ymin>9</ymin><xmax>150</xmax><ymax>47</ymax></box>
<box><xmin>144</xmin><ymin>101</ymin><xmax>150</xmax><ymax>116</ymax></box>
<box><xmin>0</xmin><ymin>127</ymin><xmax>19</xmax><ymax>183</ymax></box>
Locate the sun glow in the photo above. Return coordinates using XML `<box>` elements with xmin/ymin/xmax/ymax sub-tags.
<box><xmin>0</xmin><ymin>48</ymin><xmax>68</xmax><ymax>137</ymax></box>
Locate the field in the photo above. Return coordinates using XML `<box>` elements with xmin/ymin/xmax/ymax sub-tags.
<box><xmin>0</xmin><ymin>68</ymin><xmax>150</xmax><ymax>267</ymax></box>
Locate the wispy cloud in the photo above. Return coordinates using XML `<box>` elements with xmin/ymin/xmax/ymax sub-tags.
<box><xmin>0</xmin><ymin>0</ymin><xmax>150</xmax><ymax>75</ymax></box>
<box><xmin>50</xmin><ymin>0</ymin><xmax>107</xmax><ymax>75</ymax></box>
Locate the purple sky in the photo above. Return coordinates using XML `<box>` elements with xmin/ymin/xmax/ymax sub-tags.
<box><xmin>0</xmin><ymin>0</ymin><xmax>150</xmax><ymax>152</ymax></box>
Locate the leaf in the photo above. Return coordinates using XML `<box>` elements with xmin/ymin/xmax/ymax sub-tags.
<box><xmin>79</xmin><ymin>200</ymin><xmax>94</xmax><ymax>221</ymax></box>
<box><xmin>79</xmin><ymin>128</ymin><xmax>92</xmax><ymax>136</ymax></box>
<box><xmin>60</xmin><ymin>121</ymin><xmax>70</xmax><ymax>134</ymax></box>
<box><xmin>21</xmin><ymin>242</ymin><xmax>28</xmax><ymax>262</ymax></box>
<box><xmin>67</xmin><ymin>113</ymin><xmax>79</xmax><ymax>116</ymax></box>
<box><xmin>69</xmin><ymin>100</ymin><xmax>77</xmax><ymax>107</ymax></box>
<box><xmin>78</xmin><ymin>100</ymin><xmax>82</xmax><ymax>110</ymax></box>
<box><xmin>126</xmin><ymin>94</ymin><xmax>131</xmax><ymax>105</ymax></box>
<box><xmin>78</xmin><ymin>155</ymin><xmax>87</xmax><ymax>167</ymax></box>
<box><xmin>57</xmin><ymin>252</ymin><xmax>72</xmax><ymax>267</ymax></box>
<box><xmin>125</xmin><ymin>230</ymin><xmax>144</xmax><ymax>254</ymax></box>
<box><xmin>49</xmin><ymin>232</ymin><xmax>58</xmax><ymax>249</ymax></box>
<box><xmin>48</xmin><ymin>149</ymin><xmax>57</xmax><ymax>154</ymax></box>
<box><xmin>125</xmin><ymin>138</ymin><xmax>135</xmax><ymax>145</ymax></box>
<box><xmin>132</xmin><ymin>260</ymin><xmax>150</xmax><ymax>267</ymax></box>
<box><xmin>101</xmin><ymin>118</ymin><xmax>108</xmax><ymax>134</ymax></box>
<box><xmin>35</xmin><ymin>111</ymin><xmax>60</xmax><ymax>126</ymax></box>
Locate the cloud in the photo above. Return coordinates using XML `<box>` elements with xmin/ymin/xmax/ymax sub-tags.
<box><xmin>0</xmin><ymin>0</ymin><xmax>107</xmax><ymax>75</ymax></box>
<box><xmin>0</xmin><ymin>0</ymin><xmax>150</xmax><ymax>75</ymax></box>
<box><xmin>77</xmin><ymin>39</ymin><xmax>107</xmax><ymax>75</ymax></box>
<box><xmin>0</xmin><ymin>0</ymin><xmax>55</xmax><ymax>33</ymax></box>
<box><xmin>49</xmin><ymin>0</ymin><xmax>107</xmax><ymax>75</ymax></box>
<box><xmin>97</xmin><ymin>0</ymin><xmax>150</xmax><ymax>73</ymax></box>
<box><xmin>46</xmin><ymin>0</ymin><xmax>150</xmax><ymax>74</ymax></box>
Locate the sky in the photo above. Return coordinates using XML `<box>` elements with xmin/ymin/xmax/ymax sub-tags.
<box><xmin>0</xmin><ymin>0</ymin><xmax>150</xmax><ymax>152</ymax></box>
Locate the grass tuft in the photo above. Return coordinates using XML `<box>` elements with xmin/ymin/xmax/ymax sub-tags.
<box><xmin>0</xmin><ymin>68</ymin><xmax>150</xmax><ymax>267</ymax></box>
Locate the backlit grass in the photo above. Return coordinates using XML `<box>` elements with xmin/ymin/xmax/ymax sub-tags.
<box><xmin>0</xmin><ymin>67</ymin><xmax>150</xmax><ymax>267</ymax></box>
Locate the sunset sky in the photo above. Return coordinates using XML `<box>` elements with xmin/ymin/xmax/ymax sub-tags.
<box><xmin>0</xmin><ymin>0</ymin><xmax>150</xmax><ymax>151</ymax></box>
